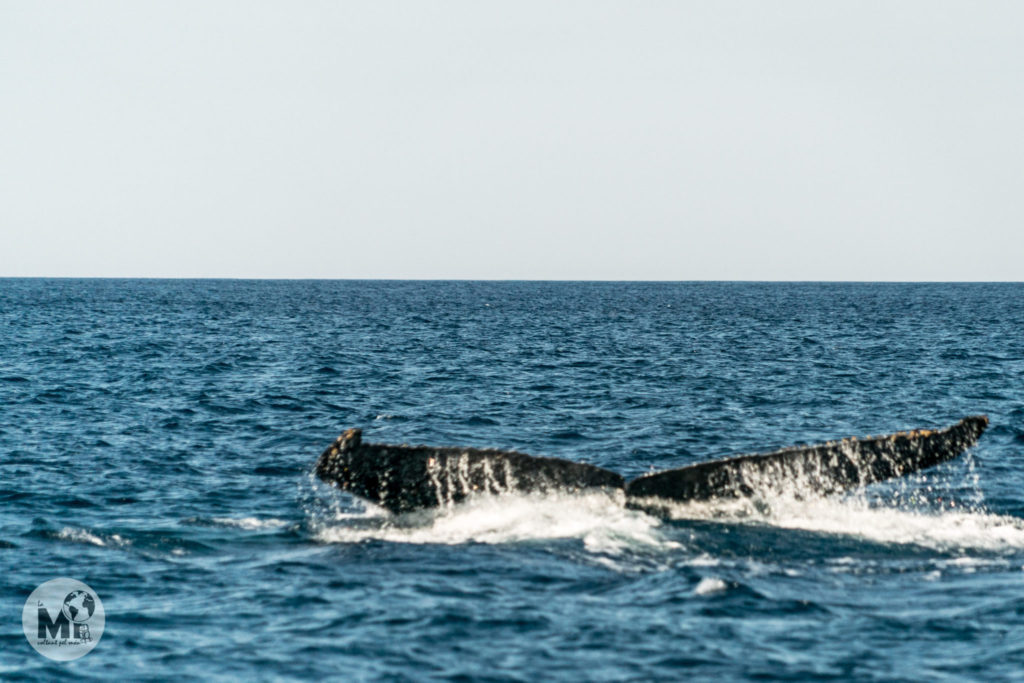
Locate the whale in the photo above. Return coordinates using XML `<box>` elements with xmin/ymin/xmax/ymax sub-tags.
<box><xmin>314</xmin><ymin>416</ymin><xmax>989</xmax><ymax>515</ymax></box>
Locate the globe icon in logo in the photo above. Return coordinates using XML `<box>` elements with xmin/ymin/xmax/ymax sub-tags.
<box><xmin>61</xmin><ymin>591</ymin><xmax>96</xmax><ymax>623</ymax></box>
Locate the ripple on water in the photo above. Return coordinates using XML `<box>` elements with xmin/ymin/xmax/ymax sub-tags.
<box><xmin>4</xmin><ymin>280</ymin><xmax>1024</xmax><ymax>681</ymax></box>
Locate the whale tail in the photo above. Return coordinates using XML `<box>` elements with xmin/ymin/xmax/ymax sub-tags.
<box><xmin>314</xmin><ymin>416</ymin><xmax>988</xmax><ymax>515</ymax></box>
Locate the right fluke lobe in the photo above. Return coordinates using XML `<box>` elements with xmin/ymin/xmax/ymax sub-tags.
<box><xmin>624</xmin><ymin>415</ymin><xmax>989</xmax><ymax>506</ymax></box>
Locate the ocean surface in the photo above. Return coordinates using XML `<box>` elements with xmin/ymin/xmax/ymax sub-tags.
<box><xmin>2</xmin><ymin>280</ymin><xmax>1024</xmax><ymax>681</ymax></box>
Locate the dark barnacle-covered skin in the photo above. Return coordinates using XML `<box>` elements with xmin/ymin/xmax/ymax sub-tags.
<box><xmin>316</xmin><ymin>428</ymin><xmax>624</xmax><ymax>514</ymax></box>
<box><xmin>624</xmin><ymin>415</ymin><xmax>989</xmax><ymax>506</ymax></box>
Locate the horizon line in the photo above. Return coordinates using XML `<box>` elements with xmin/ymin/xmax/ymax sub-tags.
<box><xmin>1</xmin><ymin>276</ymin><xmax>1021</xmax><ymax>284</ymax></box>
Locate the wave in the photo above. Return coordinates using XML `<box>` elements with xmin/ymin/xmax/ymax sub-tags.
<box><xmin>181</xmin><ymin>516</ymin><xmax>292</xmax><ymax>530</ymax></box>
<box><xmin>54</xmin><ymin>526</ymin><xmax>131</xmax><ymax>548</ymax></box>
<box><xmin>693</xmin><ymin>577</ymin><xmax>728</xmax><ymax>595</ymax></box>
<box><xmin>208</xmin><ymin>516</ymin><xmax>291</xmax><ymax>530</ymax></box>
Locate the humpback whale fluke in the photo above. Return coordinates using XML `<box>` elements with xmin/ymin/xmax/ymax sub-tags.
<box><xmin>314</xmin><ymin>416</ymin><xmax>988</xmax><ymax>515</ymax></box>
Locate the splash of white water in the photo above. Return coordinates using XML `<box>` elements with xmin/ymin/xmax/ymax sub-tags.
<box><xmin>311</xmin><ymin>490</ymin><xmax>679</xmax><ymax>553</ymax></box>
<box><xmin>655</xmin><ymin>494</ymin><xmax>1024</xmax><ymax>552</ymax></box>
<box><xmin>310</xmin><ymin>486</ymin><xmax>1024</xmax><ymax>554</ymax></box>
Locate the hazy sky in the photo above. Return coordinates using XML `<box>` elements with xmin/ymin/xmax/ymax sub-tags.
<box><xmin>2</xmin><ymin>1</ymin><xmax>1022</xmax><ymax>279</ymax></box>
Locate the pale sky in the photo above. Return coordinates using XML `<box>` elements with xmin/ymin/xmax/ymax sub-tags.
<box><xmin>1</xmin><ymin>1</ymin><xmax>1022</xmax><ymax>280</ymax></box>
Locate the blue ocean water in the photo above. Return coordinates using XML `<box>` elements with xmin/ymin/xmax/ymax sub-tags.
<box><xmin>2</xmin><ymin>280</ymin><xmax>1024</xmax><ymax>681</ymax></box>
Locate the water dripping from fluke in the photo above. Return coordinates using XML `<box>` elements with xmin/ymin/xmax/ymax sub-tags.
<box><xmin>313</xmin><ymin>416</ymin><xmax>988</xmax><ymax>516</ymax></box>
